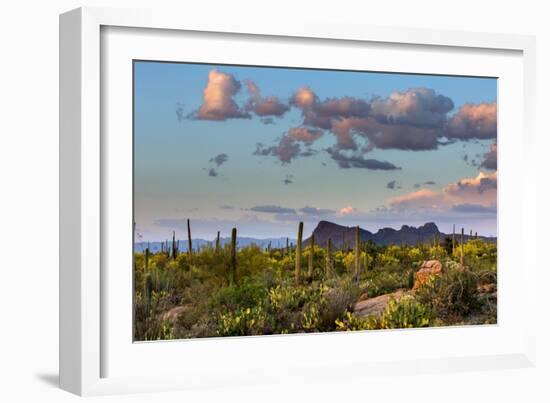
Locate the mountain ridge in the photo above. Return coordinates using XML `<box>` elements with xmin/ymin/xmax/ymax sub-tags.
<box><xmin>305</xmin><ymin>220</ymin><xmax>496</xmax><ymax>248</ymax></box>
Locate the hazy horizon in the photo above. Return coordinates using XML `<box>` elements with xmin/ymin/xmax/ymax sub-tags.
<box><xmin>134</xmin><ymin>62</ymin><xmax>497</xmax><ymax>241</ymax></box>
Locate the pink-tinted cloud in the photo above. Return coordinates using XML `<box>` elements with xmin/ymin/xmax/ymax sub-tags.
<box><xmin>245</xmin><ymin>80</ymin><xmax>290</xmax><ymax>117</ymax></box>
<box><xmin>287</xmin><ymin>127</ymin><xmax>324</xmax><ymax>144</ymax></box>
<box><xmin>291</xmin><ymin>87</ymin><xmax>317</xmax><ymax>108</ymax></box>
<box><xmin>446</xmin><ymin>102</ymin><xmax>497</xmax><ymax>139</ymax></box>
<box><xmin>196</xmin><ymin>70</ymin><xmax>249</xmax><ymax>121</ymax></box>
<box><xmin>339</xmin><ymin>206</ymin><xmax>359</xmax><ymax>216</ymax></box>
<box><xmin>387</xmin><ymin>171</ymin><xmax>497</xmax><ymax>213</ymax></box>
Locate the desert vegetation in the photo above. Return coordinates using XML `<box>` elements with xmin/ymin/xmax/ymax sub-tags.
<box><xmin>134</xmin><ymin>221</ymin><xmax>497</xmax><ymax>341</ymax></box>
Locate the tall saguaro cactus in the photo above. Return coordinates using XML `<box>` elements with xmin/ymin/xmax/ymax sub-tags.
<box><xmin>230</xmin><ymin>227</ymin><xmax>237</xmax><ymax>285</ymax></box>
<box><xmin>145</xmin><ymin>245</ymin><xmax>150</xmax><ymax>271</ymax></box>
<box><xmin>452</xmin><ymin>224</ymin><xmax>456</xmax><ymax>254</ymax></box>
<box><xmin>354</xmin><ymin>225</ymin><xmax>360</xmax><ymax>281</ymax></box>
<box><xmin>215</xmin><ymin>231</ymin><xmax>220</xmax><ymax>253</ymax></box>
<box><xmin>460</xmin><ymin>227</ymin><xmax>465</xmax><ymax>267</ymax></box>
<box><xmin>307</xmin><ymin>234</ymin><xmax>315</xmax><ymax>283</ymax></box>
<box><xmin>295</xmin><ymin>222</ymin><xmax>303</xmax><ymax>286</ymax></box>
<box><xmin>144</xmin><ymin>273</ymin><xmax>153</xmax><ymax>316</ymax></box>
<box><xmin>171</xmin><ymin>231</ymin><xmax>178</xmax><ymax>260</ymax></box>
<box><xmin>286</xmin><ymin>237</ymin><xmax>289</xmax><ymax>257</ymax></box>
<box><xmin>187</xmin><ymin>219</ymin><xmax>193</xmax><ymax>256</ymax></box>
<box><xmin>325</xmin><ymin>238</ymin><xmax>332</xmax><ymax>278</ymax></box>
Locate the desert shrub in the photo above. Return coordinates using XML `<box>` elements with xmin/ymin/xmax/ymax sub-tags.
<box><xmin>408</xmin><ymin>247</ymin><xmax>423</xmax><ymax>263</ymax></box>
<box><xmin>317</xmin><ymin>285</ymin><xmax>358</xmax><ymax>331</ymax></box>
<box><xmin>268</xmin><ymin>283</ymin><xmax>327</xmax><ymax>312</ymax></box>
<box><xmin>415</xmin><ymin>267</ymin><xmax>479</xmax><ymax>320</ymax></box>
<box><xmin>216</xmin><ymin>306</ymin><xmax>267</xmax><ymax>336</ymax></box>
<box><xmin>209</xmin><ymin>279</ymin><xmax>267</xmax><ymax>311</ymax></box>
<box><xmin>428</xmin><ymin>245</ymin><xmax>447</xmax><ymax>260</ymax></box>
<box><xmin>377</xmin><ymin>295</ymin><xmax>434</xmax><ymax>329</ymax></box>
<box><xmin>301</xmin><ymin>303</ymin><xmax>322</xmax><ymax>330</ymax></box>
<box><xmin>335</xmin><ymin>312</ymin><xmax>372</xmax><ymax>331</ymax></box>
<box><xmin>362</xmin><ymin>271</ymin><xmax>407</xmax><ymax>297</ymax></box>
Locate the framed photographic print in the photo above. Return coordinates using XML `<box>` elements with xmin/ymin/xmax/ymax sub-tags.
<box><xmin>60</xmin><ymin>6</ymin><xmax>537</xmax><ymax>396</ymax></box>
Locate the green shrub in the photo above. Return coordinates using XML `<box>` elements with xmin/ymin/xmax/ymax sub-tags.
<box><xmin>377</xmin><ymin>295</ymin><xmax>434</xmax><ymax>329</ymax></box>
<box><xmin>335</xmin><ymin>312</ymin><xmax>372</xmax><ymax>331</ymax></box>
<box><xmin>209</xmin><ymin>280</ymin><xmax>267</xmax><ymax>311</ymax></box>
<box><xmin>415</xmin><ymin>267</ymin><xmax>479</xmax><ymax>320</ymax></box>
<box><xmin>216</xmin><ymin>306</ymin><xmax>267</xmax><ymax>336</ymax></box>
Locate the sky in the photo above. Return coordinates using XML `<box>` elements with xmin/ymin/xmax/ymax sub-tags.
<box><xmin>134</xmin><ymin>61</ymin><xmax>497</xmax><ymax>241</ymax></box>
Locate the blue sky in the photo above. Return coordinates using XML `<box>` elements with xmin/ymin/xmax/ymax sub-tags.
<box><xmin>134</xmin><ymin>61</ymin><xmax>497</xmax><ymax>241</ymax></box>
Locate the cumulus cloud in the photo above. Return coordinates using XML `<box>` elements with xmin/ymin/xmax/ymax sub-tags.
<box><xmin>291</xmin><ymin>87</ymin><xmax>317</xmax><ymax>108</ymax></box>
<box><xmin>245</xmin><ymin>80</ymin><xmax>290</xmax><ymax>117</ymax></box>
<box><xmin>480</xmin><ymin>142</ymin><xmax>497</xmax><ymax>170</ymax></box>
<box><xmin>339</xmin><ymin>206</ymin><xmax>359</xmax><ymax>216</ymax></box>
<box><xmin>370</xmin><ymin>88</ymin><xmax>454</xmax><ymax>128</ymax></box>
<box><xmin>287</xmin><ymin>127</ymin><xmax>324</xmax><ymax>144</ymax></box>
<box><xmin>388</xmin><ymin>171</ymin><xmax>497</xmax><ymax>213</ymax></box>
<box><xmin>196</xmin><ymin>70</ymin><xmax>250</xmax><ymax>121</ymax></box>
<box><xmin>250</xmin><ymin>205</ymin><xmax>296</xmax><ymax>214</ymax></box>
<box><xmin>253</xmin><ymin>128</ymin><xmax>321</xmax><ymax>164</ymax></box>
<box><xmin>358</xmin><ymin>117</ymin><xmax>442</xmax><ymax>151</ymax></box>
<box><xmin>253</xmin><ymin>136</ymin><xmax>301</xmax><ymax>164</ymax></box>
<box><xmin>446</xmin><ymin>102</ymin><xmax>497</xmax><ymax>139</ymax></box>
<box><xmin>326</xmin><ymin>147</ymin><xmax>401</xmax><ymax>170</ymax></box>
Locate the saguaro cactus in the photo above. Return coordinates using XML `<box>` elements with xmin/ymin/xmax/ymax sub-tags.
<box><xmin>286</xmin><ymin>237</ymin><xmax>289</xmax><ymax>257</ymax></box>
<box><xmin>144</xmin><ymin>273</ymin><xmax>153</xmax><ymax>315</ymax></box>
<box><xmin>171</xmin><ymin>231</ymin><xmax>177</xmax><ymax>260</ymax></box>
<box><xmin>295</xmin><ymin>222</ymin><xmax>303</xmax><ymax>286</ymax></box>
<box><xmin>187</xmin><ymin>219</ymin><xmax>193</xmax><ymax>256</ymax></box>
<box><xmin>230</xmin><ymin>227</ymin><xmax>237</xmax><ymax>285</ymax></box>
<box><xmin>452</xmin><ymin>224</ymin><xmax>456</xmax><ymax>254</ymax></box>
<box><xmin>460</xmin><ymin>227</ymin><xmax>465</xmax><ymax>267</ymax></box>
<box><xmin>145</xmin><ymin>245</ymin><xmax>150</xmax><ymax>271</ymax></box>
<box><xmin>307</xmin><ymin>234</ymin><xmax>314</xmax><ymax>283</ymax></box>
<box><xmin>215</xmin><ymin>231</ymin><xmax>220</xmax><ymax>253</ymax></box>
<box><xmin>342</xmin><ymin>231</ymin><xmax>346</xmax><ymax>251</ymax></box>
<box><xmin>326</xmin><ymin>238</ymin><xmax>333</xmax><ymax>278</ymax></box>
<box><xmin>354</xmin><ymin>226</ymin><xmax>360</xmax><ymax>281</ymax></box>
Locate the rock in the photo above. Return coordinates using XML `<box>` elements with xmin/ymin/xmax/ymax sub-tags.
<box><xmin>161</xmin><ymin>305</ymin><xmax>190</xmax><ymax>323</ymax></box>
<box><xmin>357</xmin><ymin>292</ymin><xmax>369</xmax><ymax>302</ymax></box>
<box><xmin>413</xmin><ymin>260</ymin><xmax>443</xmax><ymax>290</ymax></box>
<box><xmin>353</xmin><ymin>289</ymin><xmax>407</xmax><ymax>318</ymax></box>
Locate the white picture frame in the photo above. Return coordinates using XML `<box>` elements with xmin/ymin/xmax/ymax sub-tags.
<box><xmin>60</xmin><ymin>6</ymin><xmax>537</xmax><ymax>396</ymax></box>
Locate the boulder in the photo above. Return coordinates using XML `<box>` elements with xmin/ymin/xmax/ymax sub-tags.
<box><xmin>161</xmin><ymin>305</ymin><xmax>190</xmax><ymax>323</ymax></box>
<box><xmin>357</xmin><ymin>292</ymin><xmax>369</xmax><ymax>302</ymax></box>
<box><xmin>413</xmin><ymin>260</ymin><xmax>443</xmax><ymax>290</ymax></box>
<box><xmin>353</xmin><ymin>289</ymin><xmax>407</xmax><ymax>318</ymax></box>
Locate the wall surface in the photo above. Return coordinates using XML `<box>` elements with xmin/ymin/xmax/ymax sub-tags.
<box><xmin>0</xmin><ymin>0</ymin><xmax>548</xmax><ymax>401</ymax></box>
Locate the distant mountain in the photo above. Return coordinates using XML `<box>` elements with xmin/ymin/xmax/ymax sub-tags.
<box><xmin>134</xmin><ymin>237</ymin><xmax>295</xmax><ymax>253</ymax></box>
<box><xmin>304</xmin><ymin>220</ymin><xmax>496</xmax><ymax>248</ymax></box>
<box><xmin>134</xmin><ymin>221</ymin><xmax>495</xmax><ymax>253</ymax></box>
